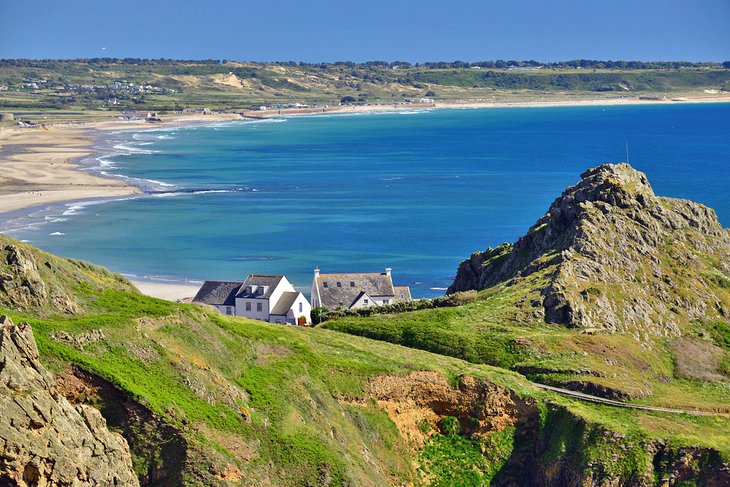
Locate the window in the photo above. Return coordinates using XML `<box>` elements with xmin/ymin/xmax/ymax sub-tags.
<box><xmin>364</xmin><ymin>299</ymin><xmax>369</xmax><ymax>305</ymax></box>
<box><xmin>400</xmin><ymin>294</ymin><xmax>404</xmax><ymax>299</ymax></box>
<box><xmin>350</xmin><ymin>281</ymin><xmax>355</xmax><ymax>287</ymax></box>
<box><xmin>336</xmin><ymin>282</ymin><xmax>342</xmax><ymax>287</ymax></box>
<box><xmin>257</xmin><ymin>302</ymin><xmax>263</xmax><ymax>312</ymax></box>
<box><xmin>299</xmin><ymin>302</ymin><xmax>303</xmax><ymax>312</ymax></box>
<box><xmin>245</xmin><ymin>302</ymin><xmax>251</xmax><ymax>311</ymax></box>
<box><xmin>225</xmin><ymin>306</ymin><xmax>233</xmax><ymax>315</ymax></box>
<box><xmin>323</xmin><ymin>282</ymin><xmax>328</xmax><ymax>288</ymax></box>
<box><xmin>339</xmin><ymin>301</ymin><xmax>344</xmax><ymax>306</ymax></box>
<box><xmin>383</xmin><ymin>300</ymin><xmax>389</xmax><ymax>304</ymax></box>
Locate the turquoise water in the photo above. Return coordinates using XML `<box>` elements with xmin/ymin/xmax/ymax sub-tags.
<box><xmin>5</xmin><ymin>104</ymin><xmax>730</xmax><ymax>297</ymax></box>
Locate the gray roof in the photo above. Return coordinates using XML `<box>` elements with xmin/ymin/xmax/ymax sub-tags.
<box><xmin>393</xmin><ymin>286</ymin><xmax>412</xmax><ymax>302</ymax></box>
<box><xmin>236</xmin><ymin>275</ymin><xmax>284</xmax><ymax>299</ymax></box>
<box><xmin>270</xmin><ymin>291</ymin><xmax>301</xmax><ymax>316</ymax></box>
<box><xmin>315</xmin><ymin>272</ymin><xmax>394</xmax><ymax>309</ymax></box>
<box><xmin>192</xmin><ymin>280</ymin><xmax>243</xmax><ymax>306</ymax></box>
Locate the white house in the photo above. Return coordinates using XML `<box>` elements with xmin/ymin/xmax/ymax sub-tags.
<box><xmin>310</xmin><ymin>267</ymin><xmax>412</xmax><ymax>310</ymax></box>
<box><xmin>193</xmin><ymin>275</ymin><xmax>311</xmax><ymax>325</ymax></box>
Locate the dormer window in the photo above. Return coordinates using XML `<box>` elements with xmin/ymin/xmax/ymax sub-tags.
<box><xmin>337</xmin><ymin>282</ymin><xmax>342</xmax><ymax>287</ymax></box>
<box><xmin>350</xmin><ymin>281</ymin><xmax>355</xmax><ymax>287</ymax></box>
<box><xmin>323</xmin><ymin>282</ymin><xmax>328</xmax><ymax>288</ymax></box>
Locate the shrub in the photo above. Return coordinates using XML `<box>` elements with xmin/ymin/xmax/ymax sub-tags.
<box><xmin>314</xmin><ymin>291</ymin><xmax>476</xmax><ymax>323</ymax></box>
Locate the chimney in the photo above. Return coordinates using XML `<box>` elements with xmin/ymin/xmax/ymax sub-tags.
<box><xmin>314</xmin><ymin>266</ymin><xmax>320</xmax><ymax>278</ymax></box>
<box><xmin>385</xmin><ymin>267</ymin><xmax>392</xmax><ymax>277</ymax></box>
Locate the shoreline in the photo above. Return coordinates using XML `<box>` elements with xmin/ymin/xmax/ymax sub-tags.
<box><xmin>1</xmin><ymin>96</ymin><xmax>728</xmax><ymax>301</ymax></box>
<box><xmin>2</xmin><ymin>95</ymin><xmax>729</xmax><ymax>218</ymax></box>
<box><xmin>241</xmin><ymin>94</ymin><xmax>730</xmax><ymax>118</ymax></box>
<box><xmin>0</xmin><ymin>113</ymin><xmax>245</xmax><ymax>223</ymax></box>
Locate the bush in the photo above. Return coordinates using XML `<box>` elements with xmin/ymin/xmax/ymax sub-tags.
<box><xmin>310</xmin><ymin>307</ymin><xmax>329</xmax><ymax>325</ymax></box>
<box><xmin>314</xmin><ymin>291</ymin><xmax>477</xmax><ymax>323</ymax></box>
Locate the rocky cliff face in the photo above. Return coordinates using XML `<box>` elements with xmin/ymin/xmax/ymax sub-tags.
<box><xmin>0</xmin><ymin>316</ymin><xmax>139</xmax><ymax>486</ymax></box>
<box><xmin>449</xmin><ymin>163</ymin><xmax>730</xmax><ymax>335</ymax></box>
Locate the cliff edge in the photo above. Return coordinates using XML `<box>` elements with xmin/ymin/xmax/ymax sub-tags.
<box><xmin>0</xmin><ymin>316</ymin><xmax>138</xmax><ymax>486</ymax></box>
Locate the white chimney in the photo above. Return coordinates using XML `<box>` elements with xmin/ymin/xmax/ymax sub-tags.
<box><xmin>314</xmin><ymin>266</ymin><xmax>320</xmax><ymax>278</ymax></box>
<box><xmin>385</xmin><ymin>267</ymin><xmax>392</xmax><ymax>277</ymax></box>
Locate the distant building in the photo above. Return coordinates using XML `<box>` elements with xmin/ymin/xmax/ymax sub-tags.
<box><xmin>310</xmin><ymin>267</ymin><xmax>412</xmax><ymax>310</ymax></box>
<box><xmin>192</xmin><ymin>275</ymin><xmax>311</xmax><ymax>325</ymax></box>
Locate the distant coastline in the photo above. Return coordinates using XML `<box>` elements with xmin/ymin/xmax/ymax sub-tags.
<box><xmin>3</xmin><ymin>93</ymin><xmax>729</xmax><ymax>216</ymax></box>
<box><xmin>2</xmin><ymin>96</ymin><xmax>729</xmax><ymax>302</ymax></box>
<box><xmin>242</xmin><ymin>94</ymin><xmax>730</xmax><ymax>119</ymax></box>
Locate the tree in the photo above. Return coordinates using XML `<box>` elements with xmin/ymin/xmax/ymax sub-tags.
<box><xmin>311</xmin><ymin>307</ymin><xmax>329</xmax><ymax>324</ymax></box>
<box><xmin>340</xmin><ymin>95</ymin><xmax>357</xmax><ymax>104</ymax></box>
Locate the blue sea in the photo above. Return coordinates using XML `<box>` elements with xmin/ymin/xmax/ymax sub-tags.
<box><xmin>3</xmin><ymin>103</ymin><xmax>730</xmax><ymax>298</ymax></box>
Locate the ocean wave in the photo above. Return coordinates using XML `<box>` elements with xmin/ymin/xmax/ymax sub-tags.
<box><xmin>49</xmin><ymin>232</ymin><xmax>65</xmax><ymax>236</ymax></box>
<box><xmin>429</xmin><ymin>287</ymin><xmax>448</xmax><ymax>291</ymax></box>
<box><xmin>231</xmin><ymin>256</ymin><xmax>284</xmax><ymax>261</ymax></box>
<box><xmin>148</xmin><ymin>187</ymin><xmax>257</xmax><ymax>198</ymax></box>
<box><xmin>111</xmin><ymin>143</ymin><xmax>158</xmax><ymax>155</ymax></box>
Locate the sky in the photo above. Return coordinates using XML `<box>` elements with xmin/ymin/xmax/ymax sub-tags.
<box><xmin>2</xmin><ymin>0</ymin><xmax>729</xmax><ymax>62</ymax></box>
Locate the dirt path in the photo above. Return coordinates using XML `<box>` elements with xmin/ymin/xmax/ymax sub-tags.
<box><xmin>532</xmin><ymin>382</ymin><xmax>730</xmax><ymax>417</ymax></box>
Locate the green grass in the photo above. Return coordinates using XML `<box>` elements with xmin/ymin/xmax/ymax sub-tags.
<box><xmin>2</xmin><ymin>233</ymin><xmax>730</xmax><ymax>484</ymax></box>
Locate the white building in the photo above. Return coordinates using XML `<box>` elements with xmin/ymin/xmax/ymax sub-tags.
<box><xmin>193</xmin><ymin>275</ymin><xmax>311</xmax><ymax>325</ymax></box>
<box><xmin>310</xmin><ymin>267</ymin><xmax>412</xmax><ymax>310</ymax></box>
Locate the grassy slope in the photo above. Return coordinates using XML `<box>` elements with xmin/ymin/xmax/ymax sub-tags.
<box><xmin>1</xmin><ymin>234</ymin><xmax>729</xmax><ymax>485</ymax></box>
<box><xmin>322</xmin><ymin>261</ymin><xmax>730</xmax><ymax>413</ymax></box>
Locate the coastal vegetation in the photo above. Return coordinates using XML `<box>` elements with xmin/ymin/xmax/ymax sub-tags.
<box><xmin>1</xmin><ymin>218</ymin><xmax>729</xmax><ymax>484</ymax></box>
<box><xmin>322</xmin><ymin>164</ymin><xmax>730</xmax><ymax>425</ymax></box>
<box><xmin>1</xmin><ymin>58</ymin><xmax>728</xmax><ymax>123</ymax></box>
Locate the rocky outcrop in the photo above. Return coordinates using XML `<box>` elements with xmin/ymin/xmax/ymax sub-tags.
<box><xmin>56</xmin><ymin>365</ymin><xmax>187</xmax><ymax>487</ymax></box>
<box><xmin>0</xmin><ymin>316</ymin><xmax>139</xmax><ymax>486</ymax></box>
<box><xmin>449</xmin><ymin>163</ymin><xmax>730</xmax><ymax>335</ymax></box>
<box><xmin>0</xmin><ymin>244</ymin><xmax>80</xmax><ymax>314</ymax></box>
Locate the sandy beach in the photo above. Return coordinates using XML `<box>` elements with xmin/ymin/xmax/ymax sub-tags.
<box><xmin>242</xmin><ymin>93</ymin><xmax>730</xmax><ymax>118</ymax></box>
<box><xmin>0</xmin><ymin>125</ymin><xmax>140</xmax><ymax>214</ymax></box>
<box><xmin>131</xmin><ymin>280</ymin><xmax>201</xmax><ymax>302</ymax></box>
<box><xmin>0</xmin><ymin>113</ymin><xmax>243</xmax><ymax>216</ymax></box>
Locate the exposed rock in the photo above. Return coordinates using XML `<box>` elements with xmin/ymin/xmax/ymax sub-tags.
<box><xmin>351</xmin><ymin>371</ymin><xmax>730</xmax><ymax>486</ymax></box>
<box><xmin>50</xmin><ymin>328</ymin><xmax>106</xmax><ymax>350</ymax></box>
<box><xmin>55</xmin><ymin>365</ymin><xmax>187</xmax><ymax>486</ymax></box>
<box><xmin>0</xmin><ymin>316</ymin><xmax>138</xmax><ymax>486</ymax></box>
<box><xmin>0</xmin><ymin>244</ymin><xmax>80</xmax><ymax>314</ymax></box>
<box><xmin>449</xmin><ymin>163</ymin><xmax>730</xmax><ymax>335</ymax></box>
<box><xmin>360</xmin><ymin>371</ymin><xmax>538</xmax><ymax>446</ymax></box>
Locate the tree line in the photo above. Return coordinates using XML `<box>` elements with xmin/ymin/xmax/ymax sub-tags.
<box><xmin>1</xmin><ymin>58</ymin><xmax>728</xmax><ymax>70</ymax></box>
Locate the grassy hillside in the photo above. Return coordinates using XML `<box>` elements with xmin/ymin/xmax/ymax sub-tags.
<box><xmin>1</xmin><ymin>236</ymin><xmax>729</xmax><ymax>486</ymax></box>
<box><xmin>322</xmin><ymin>165</ymin><xmax>730</xmax><ymax>422</ymax></box>
<box><xmin>1</xmin><ymin>59</ymin><xmax>729</xmax><ymax>121</ymax></box>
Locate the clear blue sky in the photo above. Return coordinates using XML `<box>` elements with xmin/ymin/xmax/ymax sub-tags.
<box><xmin>2</xmin><ymin>0</ymin><xmax>729</xmax><ymax>62</ymax></box>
